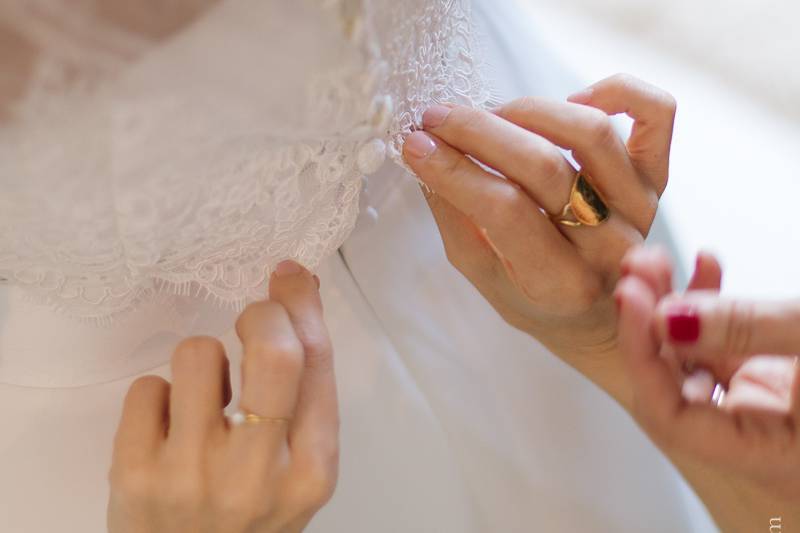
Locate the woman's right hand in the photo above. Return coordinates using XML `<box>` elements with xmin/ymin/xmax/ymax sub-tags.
<box><xmin>403</xmin><ymin>74</ymin><xmax>677</xmax><ymax>405</ymax></box>
<box><xmin>107</xmin><ymin>261</ymin><xmax>338</xmax><ymax>533</ymax></box>
<box><xmin>615</xmin><ymin>247</ymin><xmax>800</xmax><ymax>529</ymax></box>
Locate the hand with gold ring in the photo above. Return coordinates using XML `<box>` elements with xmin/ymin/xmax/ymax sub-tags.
<box><xmin>107</xmin><ymin>261</ymin><xmax>338</xmax><ymax>533</ymax></box>
<box><xmin>616</xmin><ymin>246</ymin><xmax>800</xmax><ymax>530</ymax></box>
<box><xmin>403</xmin><ymin>73</ymin><xmax>676</xmax><ymax>405</ymax></box>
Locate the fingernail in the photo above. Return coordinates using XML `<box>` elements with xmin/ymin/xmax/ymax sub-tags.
<box><xmin>422</xmin><ymin>105</ymin><xmax>452</xmax><ymax>128</ymax></box>
<box><xmin>567</xmin><ymin>88</ymin><xmax>593</xmax><ymax>104</ymax></box>
<box><xmin>667</xmin><ymin>306</ymin><xmax>700</xmax><ymax>343</ymax></box>
<box><xmin>313</xmin><ymin>275</ymin><xmax>321</xmax><ymax>289</ymax></box>
<box><xmin>404</xmin><ymin>131</ymin><xmax>437</xmax><ymax>159</ymax></box>
<box><xmin>275</xmin><ymin>260</ymin><xmax>303</xmax><ymax>277</ymax></box>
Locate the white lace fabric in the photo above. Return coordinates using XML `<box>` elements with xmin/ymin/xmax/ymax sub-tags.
<box><xmin>0</xmin><ymin>0</ymin><xmax>492</xmax><ymax>323</ymax></box>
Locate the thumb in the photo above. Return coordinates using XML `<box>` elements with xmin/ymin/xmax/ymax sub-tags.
<box><xmin>654</xmin><ymin>293</ymin><xmax>800</xmax><ymax>360</ymax></box>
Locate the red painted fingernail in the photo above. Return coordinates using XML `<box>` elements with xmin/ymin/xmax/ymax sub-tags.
<box><xmin>667</xmin><ymin>306</ymin><xmax>700</xmax><ymax>343</ymax></box>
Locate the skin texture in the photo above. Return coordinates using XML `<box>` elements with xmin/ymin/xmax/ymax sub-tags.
<box><xmin>403</xmin><ymin>73</ymin><xmax>677</xmax><ymax>408</ymax></box>
<box><xmin>616</xmin><ymin>247</ymin><xmax>800</xmax><ymax>531</ymax></box>
<box><xmin>107</xmin><ymin>262</ymin><xmax>338</xmax><ymax>533</ymax></box>
<box><xmin>405</xmin><ymin>73</ymin><xmax>799</xmax><ymax>530</ymax></box>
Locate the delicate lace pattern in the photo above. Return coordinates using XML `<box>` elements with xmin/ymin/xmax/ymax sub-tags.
<box><xmin>0</xmin><ymin>0</ymin><xmax>492</xmax><ymax>322</ymax></box>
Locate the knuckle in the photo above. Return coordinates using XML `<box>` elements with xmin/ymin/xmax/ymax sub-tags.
<box><xmin>235</xmin><ymin>301</ymin><xmax>269</xmax><ymax>337</ymax></box>
<box><xmin>609</xmin><ymin>72</ymin><xmax>636</xmax><ymax>85</ymax></box>
<box><xmin>247</xmin><ymin>335</ymin><xmax>304</xmax><ymax>376</ymax></box>
<box><xmin>725</xmin><ymin>301</ymin><xmax>756</xmax><ymax>356</ymax></box>
<box><xmin>536</xmin><ymin>151</ymin><xmax>569</xmax><ymax>190</ymax></box>
<box><xmin>301</xmin><ymin>331</ymin><xmax>333</xmax><ymax>371</ymax></box>
<box><xmin>490</xmin><ymin>184</ymin><xmax>530</xmax><ymax>226</ymax></box>
<box><xmin>583</xmin><ymin>110</ymin><xmax>616</xmax><ymax>148</ymax></box>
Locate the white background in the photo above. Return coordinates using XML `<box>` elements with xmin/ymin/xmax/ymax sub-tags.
<box><xmin>525</xmin><ymin>0</ymin><xmax>800</xmax><ymax>299</ymax></box>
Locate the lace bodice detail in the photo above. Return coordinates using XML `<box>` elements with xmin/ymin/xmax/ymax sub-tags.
<box><xmin>0</xmin><ymin>0</ymin><xmax>492</xmax><ymax>322</ymax></box>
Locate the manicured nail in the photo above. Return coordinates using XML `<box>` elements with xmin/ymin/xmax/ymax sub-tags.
<box><xmin>422</xmin><ymin>105</ymin><xmax>452</xmax><ymax>128</ymax></box>
<box><xmin>567</xmin><ymin>88</ymin><xmax>593</xmax><ymax>104</ymax></box>
<box><xmin>667</xmin><ymin>306</ymin><xmax>700</xmax><ymax>343</ymax></box>
<box><xmin>404</xmin><ymin>131</ymin><xmax>437</xmax><ymax>159</ymax></box>
<box><xmin>275</xmin><ymin>260</ymin><xmax>303</xmax><ymax>277</ymax></box>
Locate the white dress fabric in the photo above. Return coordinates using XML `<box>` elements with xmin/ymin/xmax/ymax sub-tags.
<box><xmin>0</xmin><ymin>0</ymin><xmax>490</xmax><ymax>325</ymax></box>
<box><xmin>0</xmin><ymin>0</ymin><xmax>717</xmax><ymax>532</ymax></box>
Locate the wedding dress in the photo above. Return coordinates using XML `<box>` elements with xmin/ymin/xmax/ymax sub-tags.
<box><xmin>0</xmin><ymin>1</ymin><xmax>716</xmax><ymax>531</ymax></box>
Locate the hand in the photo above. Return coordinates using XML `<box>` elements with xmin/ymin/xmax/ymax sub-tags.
<box><xmin>107</xmin><ymin>262</ymin><xmax>338</xmax><ymax>533</ymax></box>
<box><xmin>403</xmin><ymin>74</ymin><xmax>676</xmax><ymax>403</ymax></box>
<box><xmin>615</xmin><ymin>246</ymin><xmax>800</xmax><ymax>528</ymax></box>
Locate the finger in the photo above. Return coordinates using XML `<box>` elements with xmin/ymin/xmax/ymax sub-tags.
<box><xmin>113</xmin><ymin>375</ymin><xmax>170</xmax><ymax>465</ymax></box>
<box><xmin>619</xmin><ymin>245</ymin><xmax>674</xmax><ymax>298</ymax></box>
<box><xmin>654</xmin><ymin>294</ymin><xmax>800</xmax><ymax>359</ymax></box>
<box><xmin>568</xmin><ymin>73</ymin><xmax>677</xmax><ymax>194</ymax></box>
<box><xmin>792</xmin><ymin>358</ymin><xmax>800</xmax><ymax>421</ymax></box>
<box><xmin>403</xmin><ymin>130</ymin><xmax>590</xmax><ymax>295</ymax></box>
<box><xmin>169</xmin><ymin>336</ymin><xmax>230</xmax><ymax>441</ymax></box>
<box><xmin>235</xmin><ymin>297</ymin><xmax>304</xmax><ymax>436</ymax></box>
<box><xmin>421</xmin><ymin>105</ymin><xmax>574</xmax><ymax>216</ymax></box>
<box><xmin>267</xmin><ymin>261</ymin><xmax>338</xmax><ymax>464</ymax></box>
<box><xmin>615</xmin><ymin>276</ymin><xmax>743</xmax><ymax>465</ymax></box>
<box><xmin>725</xmin><ymin>355</ymin><xmax>796</xmax><ymax>414</ymax></box>
<box><xmin>494</xmin><ymin>97</ymin><xmax>656</xmax><ymax>235</ymax></box>
<box><xmin>616</xmin><ymin>275</ymin><xmax>682</xmax><ymax>426</ymax></box>
<box><xmin>422</xmin><ymin>105</ymin><xmax>643</xmax><ymax>270</ymax></box>
<box><xmin>686</xmin><ymin>251</ymin><xmax>722</xmax><ymax>292</ymax></box>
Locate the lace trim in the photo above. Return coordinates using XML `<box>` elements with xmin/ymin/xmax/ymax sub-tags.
<box><xmin>0</xmin><ymin>0</ymin><xmax>494</xmax><ymax>323</ymax></box>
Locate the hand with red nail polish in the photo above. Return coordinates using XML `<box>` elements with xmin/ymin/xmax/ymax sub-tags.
<box><xmin>615</xmin><ymin>245</ymin><xmax>800</xmax><ymax>531</ymax></box>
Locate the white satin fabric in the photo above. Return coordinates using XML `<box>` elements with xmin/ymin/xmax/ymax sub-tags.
<box><xmin>0</xmin><ymin>0</ymin><xmax>716</xmax><ymax>531</ymax></box>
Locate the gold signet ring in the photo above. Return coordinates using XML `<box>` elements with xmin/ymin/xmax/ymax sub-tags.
<box><xmin>549</xmin><ymin>170</ymin><xmax>610</xmax><ymax>228</ymax></box>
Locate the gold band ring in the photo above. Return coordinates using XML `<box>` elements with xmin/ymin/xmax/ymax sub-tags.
<box><xmin>549</xmin><ymin>170</ymin><xmax>610</xmax><ymax>228</ymax></box>
<box><xmin>229</xmin><ymin>410</ymin><xmax>291</xmax><ymax>427</ymax></box>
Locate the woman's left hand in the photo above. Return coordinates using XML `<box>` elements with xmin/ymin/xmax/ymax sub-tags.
<box><xmin>615</xmin><ymin>246</ymin><xmax>800</xmax><ymax>529</ymax></box>
<box><xmin>107</xmin><ymin>262</ymin><xmax>338</xmax><ymax>533</ymax></box>
<box><xmin>403</xmin><ymin>74</ymin><xmax>676</xmax><ymax>404</ymax></box>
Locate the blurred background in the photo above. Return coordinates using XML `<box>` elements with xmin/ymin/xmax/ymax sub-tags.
<box><xmin>523</xmin><ymin>0</ymin><xmax>800</xmax><ymax>300</ymax></box>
